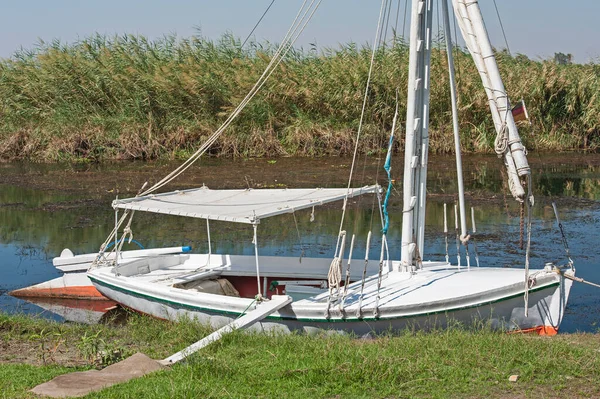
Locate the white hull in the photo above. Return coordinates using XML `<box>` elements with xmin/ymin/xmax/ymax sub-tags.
<box><xmin>9</xmin><ymin>273</ymin><xmax>103</xmax><ymax>300</ymax></box>
<box><xmin>88</xmin><ymin>254</ymin><xmax>573</xmax><ymax>336</ymax></box>
<box><xmin>10</xmin><ymin>247</ymin><xmax>192</xmax><ymax>301</ymax></box>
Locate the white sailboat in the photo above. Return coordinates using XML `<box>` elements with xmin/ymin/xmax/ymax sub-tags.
<box><xmin>79</xmin><ymin>0</ymin><xmax>574</xmax><ymax>336</ymax></box>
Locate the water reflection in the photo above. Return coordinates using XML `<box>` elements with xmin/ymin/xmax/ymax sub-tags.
<box><xmin>1</xmin><ymin>154</ymin><xmax>599</xmax><ymax>331</ymax></box>
<box><xmin>0</xmin><ymin>243</ymin><xmax>63</xmax><ymax>321</ymax></box>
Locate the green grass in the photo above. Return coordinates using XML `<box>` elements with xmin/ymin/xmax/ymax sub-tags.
<box><xmin>0</xmin><ymin>34</ymin><xmax>598</xmax><ymax>162</ymax></box>
<box><xmin>0</xmin><ymin>364</ymin><xmax>74</xmax><ymax>399</ymax></box>
<box><xmin>1</xmin><ymin>312</ymin><xmax>600</xmax><ymax>398</ymax></box>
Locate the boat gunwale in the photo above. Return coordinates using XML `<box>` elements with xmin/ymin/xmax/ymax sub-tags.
<box><xmin>88</xmin><ymin>272</ymin><xmax>561</xmax><ymax>323</ymax></box>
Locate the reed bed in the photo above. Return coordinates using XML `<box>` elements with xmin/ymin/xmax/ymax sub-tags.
<box><xmin>0</xmin><ymin>34</ymin><xmax>598</xmax><ymax>161</ymax></box>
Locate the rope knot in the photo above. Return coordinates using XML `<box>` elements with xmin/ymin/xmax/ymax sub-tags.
<box><xmin>123</xmin><ymin>226</ymin><xmax>134</xmax><ymax>244</ymax></box>
<box><xmin>460</xmin><ymin>234</ymin><xmax>471</xmax><ymax>245</ymax></box>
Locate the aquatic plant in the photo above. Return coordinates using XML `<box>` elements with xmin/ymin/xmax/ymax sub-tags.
<box><xmin>0</xmin><ymin>34</ymin><xmax>597</xmax><ymax>161</ymax></box>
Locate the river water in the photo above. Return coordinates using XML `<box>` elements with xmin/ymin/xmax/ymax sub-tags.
<box><xmin>1</xmin><ymin>154</ymin><xmax>599</xmax><ymax>332</ymax></box>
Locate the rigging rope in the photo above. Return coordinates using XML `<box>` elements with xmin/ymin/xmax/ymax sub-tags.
<box><xmin>494</xmin><ymin>126</ymin><xmax>508</xmax><ymax>155</ymax></box>
<box><xmin>444</xmin><ymin>203</ymin><xmax>449</xmax><ymax>263</ymax></box>
<box><xmin>373</xmin><ymin>234</ymin><xmax>387</xmax><ymax>317</ymax></box>
<box><xmin>328</xmin><ymin>231</ymin><xmax>346</xmax><ymax>294</ymax></box>
<box><xmin>402</xmin><ymin>0</ymin><xmax>409</xmax><ymax>39</ymax></box>
<box><xmin>356</xmin><ymin>231</ymin><xmax>372</xmax><ymax>318</ymax></box>
<box><xmin>382</xmin><ymin>0</ymin><xmax>394</xmax><ymax>48</ymax></box>
<box><xmin>326</xmin><ymin>231</ymin><xmax>346</xmax><ymax>318</ymax></box>
<box><xmin>454</xmin><ymin>204</ymin><xmax>461</xmax><ymax>268</ymax></box>
<box><xmin>241</xmin><ymin>0</ymin><xmax>276</xmax><ymax>48</ymax></box>
<box><xmin>524</xmin><ymin>175</ymin><xmax>533</xmax><ymax>316</ymax></box>
<box><xmin>140</xmin><ymin>0</ymin><xmax>323</xmax><ymax>198</ymax></box>
<box><xmin>292</xmin><ymin>211</ymin><xmax>306</xmax><ymax>263</ymax></box>
<box><xmin>552</xmin><ymin>202</ymin><xmax>574</xmax><ymax>269</ymax></box>
<box><xmin>492</xmin><ymin>0</ymin><xmax>511</xmax><ymax>55</ymax></box>
<box><xmin>471</xmin><ymin>207</ymin><xmax>480</xmax><ymax>267</ymax></box>
<box><xmin>340</xmin><ymin>234</ymin><xmax>356</xmax><ymax>309</ymax></box>
<box><xmin>557</xmin><ymin>271</ymin><xmax>600</xmax><ymax>289</ymax></box>
<box><xmin>451</xmin><ymin>0</ymin><xmax>461</xmax><ymax>85</ymax></box>
<box><xmin>93</xmin><ymin>1</ymin><xmax>324</xmax><ymax>261</ymax></box>
<box><xmin>335</xmin><ymin>0</ymin><xmax>387</xmax><ymax>252</ymax></box>
<box><xmin>393</xmin><ymin>0</ymin><xmax>402</xmax><ymax>40</ymax></box>
<box><xmin>382</xmin><ymin>96</ymin><xmax>399</xmax><ymax>235</ymax></box>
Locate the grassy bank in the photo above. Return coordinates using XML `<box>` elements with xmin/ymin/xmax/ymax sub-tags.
<box><xmin>1</xmin><ymin>312</ymin><xmax>600</xmax><ymax>398</ymax></box>
<box><xmin>0</xmin><ymin>34</ymin><xmax>599</xmax><ymax>162</ymax></box>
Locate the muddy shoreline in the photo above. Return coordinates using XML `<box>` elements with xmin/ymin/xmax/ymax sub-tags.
<box><xmin>2</xmin><ymin>153</ymin><xmax>600</xmax><ymax>208</ymax></box>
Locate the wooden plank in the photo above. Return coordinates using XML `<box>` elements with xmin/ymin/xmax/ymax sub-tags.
<box><xmin>162</xmin><ymin>295</ymin><xmax>292</xmax><ymax>364</ymax></box>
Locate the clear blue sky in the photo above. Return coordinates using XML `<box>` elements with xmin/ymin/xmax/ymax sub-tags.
<box><xmin>0</xmin><ymin>0</ymin><xmax>598</xmax><ymax>63</ymax></box>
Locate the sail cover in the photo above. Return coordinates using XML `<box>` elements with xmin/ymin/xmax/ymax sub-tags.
<box><xmin>112</xmin><ymin>185</ymin><xmax>379</xmax><ymax>224</ymax></box>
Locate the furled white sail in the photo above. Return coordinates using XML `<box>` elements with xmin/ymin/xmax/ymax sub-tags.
<box><xmin>451</xmin><ymin>0</ymin><xmax>530</xmax><ymax>201</ymax></box>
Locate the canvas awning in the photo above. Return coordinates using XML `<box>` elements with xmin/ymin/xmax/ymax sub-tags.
<box><xmin>112</xmin><ymin>185</ymin><xmax>379</xmax><ymax>224</ymax></box>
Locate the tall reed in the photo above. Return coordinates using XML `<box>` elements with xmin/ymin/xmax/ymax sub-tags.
<box><xmin>0</xmin><ymin>33</ymin><xmax>597</xmax><ymax>161</ymax></box>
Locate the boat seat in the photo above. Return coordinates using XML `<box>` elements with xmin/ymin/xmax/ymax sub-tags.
<box><xmin>173</xmin><ymin>278</ymin><xmax>240</xmax><ymax>297</ymax></box>
<box><xmin>116</xmin><ymin>254</ymin><xmax>190</xmax><ymax>277</ymax></box>
<box><xmin>284</xmin><ymin>284</ymin><xmax>326</xmax><ymax>301</ymax></box>
<box><xmin>170</xmin><ymin>267</ymin><xmax>225</xmax><ymax>286</ymax></box>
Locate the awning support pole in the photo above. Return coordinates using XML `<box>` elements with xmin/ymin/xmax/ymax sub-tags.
<box><xmin>114</xmin><ymin>204</ymin><xmax>119</xmax><ymax>267</ymax></box>
<box><xmin>252</xmin><ymin>223</ymin><xmax>262</xmax><ymax>299</ymax></box>
<box><xmin>206</xmin><ymin>219</ymin><xmax>212</xmax><ymax>266</ymax></box>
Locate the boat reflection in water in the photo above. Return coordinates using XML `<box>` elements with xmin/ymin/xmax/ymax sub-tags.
<box><xmin>14</xmin><ymin>297</ymin><xmax>117</xmax><ymax>324</ymax></box>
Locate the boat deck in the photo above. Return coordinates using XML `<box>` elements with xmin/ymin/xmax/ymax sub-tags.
<box><xmin>91</xmin><ymin>253</ymin><xmax>559</xmax><ymax>314</ymax></box>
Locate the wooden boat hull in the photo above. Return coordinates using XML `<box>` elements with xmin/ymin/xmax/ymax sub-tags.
<box><xmin>88</xmin><ymin>258</ymin><xmax>573</xmax><ymax>336</ymax></box>
<box><xmin>9</xmin><ymin>273</ymin><xmax>104</xmax><ymax>301</ymax></box>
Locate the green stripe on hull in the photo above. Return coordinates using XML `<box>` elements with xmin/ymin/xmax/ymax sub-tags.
<box><xmin>89</xmin><ymin>276</ymin><xmax>560</xmax><ymax>323</ymax></box>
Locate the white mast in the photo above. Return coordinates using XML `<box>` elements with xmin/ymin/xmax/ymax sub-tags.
<box><xmin>401</xmin><ymin>0</ymin><xmax>434</xmax><ymax>270</ymax></box>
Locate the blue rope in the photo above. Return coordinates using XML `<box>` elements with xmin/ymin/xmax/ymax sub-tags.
<box><xmin>382</xmin><ymin>132</ymin><xmax>394</xmax><ymax>234</ymax></box>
